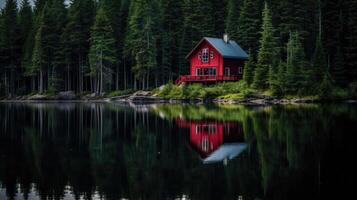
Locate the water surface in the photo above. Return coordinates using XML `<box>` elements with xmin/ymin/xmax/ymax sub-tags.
<box><xmin>0</xmin><ymin>103</ymin><xmax>354</xmax><ymax>200</ymax></box>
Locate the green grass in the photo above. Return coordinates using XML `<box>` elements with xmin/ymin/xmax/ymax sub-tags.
<box><xmin>106</xmin><ymin>89</ymin><xmax>134</xmax><ymax>98</ymax></box>
<box><xmin>156</xmin><ymin>81</ymin><xmax>254</xmax><ymax>99</ymax></box>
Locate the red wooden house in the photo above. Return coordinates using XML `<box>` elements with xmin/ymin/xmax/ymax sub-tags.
<box><xmin>175</xmin><ymin>34</ymin><xmax>249</xmax><ymax>85</ymax></box>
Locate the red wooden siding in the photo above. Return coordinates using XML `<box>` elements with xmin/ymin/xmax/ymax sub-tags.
<box><xmin>189</xmin><ymin>41</ymin><xmax>223</xmax><ymax>76</ymax></box>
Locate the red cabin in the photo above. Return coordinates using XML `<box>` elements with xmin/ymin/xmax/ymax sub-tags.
<box><xmin>175</xmin><ymin>34</ymin><xmax>249</xmax><ymax>85</ymax></box>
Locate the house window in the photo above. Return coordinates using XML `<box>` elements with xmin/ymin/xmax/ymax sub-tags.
<box><xmin>210</xmin><ymin>51</ymin><xmax>214</xmax><ymax>59</ymax></box>
<box><xmin>196</xmin><ymin>68</ymin><xmax>203</xmax><ymax>76</ymax></box>
<box><xmin>201</xmin><ymin>48</ymin><xmax>209</xmax><ymax>63</ymax></box>
<box><xmin>239</xmin><ymin>67</ymin><xmax>243</xmax><ymax>74</ymax></box>
<box><xmin>204</xmin><ymin>68</ymin><xmax>216</xmax><ymax>76</ymax></box>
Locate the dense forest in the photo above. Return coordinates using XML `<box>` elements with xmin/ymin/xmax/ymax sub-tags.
<box><xmin>0</xmin><ymin>0</ymin><xmax>356</xmax><ymax>97</ymax></box>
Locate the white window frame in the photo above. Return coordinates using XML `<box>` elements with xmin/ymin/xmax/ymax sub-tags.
<box><xmin>196</xmin><ymin>68</ymin><xmax>202</xmax><ymax>76</ymax></box>
<box><xmin>238</xmin><ymin>67</ymin><xmax>243</xmax><ymax>74</ymax></box>
<box><xmin>201</xmin><ymin>48</ymin><xmax>209</xmax><ymax>63</ymax></box>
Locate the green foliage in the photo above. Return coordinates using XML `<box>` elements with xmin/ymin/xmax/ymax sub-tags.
<box><xmin>106</xmin><ymin>89</ymin><xmax>134</xmax><ymax>98</ymax></box>
<box><xmin>285</xmin><ymin>32</ymin><xmax>307</xmax><ymax>94</ymax></box>
<box><xmin>253</xmin><ymin>2</ymin><xmax>280</xmax><ymax>90</ymax></box>
<box><xmin>125</xmin><ymin>0</ymin><xmax>160</xmax><ymax>88</ymax></box>
<box><xmin>157</xmin><ymin>81</ymin><xmax>253</xmax><ymax>99</ymax></box>
<box><xmin>0</xmin><ymin>0</ymin><xmax>356</xmax><ymax>97</ymax></box>
<box><xmin>237</xmin><ymin>0</ymin><xmax>262</xmax><ymax>53</ymax></box>
<box><xmin>225</xmin><ymin>0</ymin><xmax>241</xmax><ymax>41</ymax></box>
<box><xmin>312</xmin><ymin>35</ymin><xmax>327</xmax><ymax>83</ymax></box>
<box><xmin>89</xmin><ymin>7</ymin><xmax>117</xmax><ymax>94</ymax></box>
<box><xmin>331</xmin><ymin>45</ymin><xmax>347</xmax><ymax>86</ymax></box>
<box><xmin>348</xmin><ymin>82</ymin><xmax>357</xmax><ymax>98</ymax></box>
<box><xmin>318</xmin><ymin>74</ymin><xmax>333</xmax><ymax>99</ymax></box>
<box><xmin>243</xmin><ymin>49</ymin><xmax>255</xmax><ymax>86</ymax></box>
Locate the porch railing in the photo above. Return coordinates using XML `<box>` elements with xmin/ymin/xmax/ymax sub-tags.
<box><xmin>175</xmin><ymin>75</ymin><xmax>239</xmax><ymax>85</ymax></box>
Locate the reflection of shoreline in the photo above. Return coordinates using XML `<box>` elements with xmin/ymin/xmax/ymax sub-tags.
<box><xmin>176</xmin><ymin>118</ymin><xmax>246</xmax><ymax>164</ymax></box>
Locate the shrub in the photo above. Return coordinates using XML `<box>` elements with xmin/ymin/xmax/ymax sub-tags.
<box><xmin>331</xmin><ymin>87</ymin><xmax>349</xmax><ymax>99</ymax></box>
<box><xmin>158</xmin><ymin>81</ymin><xmax>174</xmax><ymax>97</ymax></box>
<box><xmin>349</xmin><ymin>82</ymin><xmax>357</xmax><ymax>98</ymax></box>
<box><xmin>106</xmin><ymin>89</ymin><xmax>134</xmax><ymax>98</ymax></box>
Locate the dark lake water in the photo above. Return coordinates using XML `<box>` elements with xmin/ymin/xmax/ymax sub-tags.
<box><xmin>0</xmin><ymin>103</ymin><xmax>354</xmax><ymax>200</ymax></box>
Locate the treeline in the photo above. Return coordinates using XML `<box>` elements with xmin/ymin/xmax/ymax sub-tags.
<box><xmin>0</xmin><ymin>0</ymin><xmax>356</xmax><ymax>97</ymax></box>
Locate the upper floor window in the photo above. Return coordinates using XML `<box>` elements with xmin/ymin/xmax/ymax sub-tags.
<box><xmin>201</xmin><ymin>48</ymin><xmax>209</xmax><ymax>63</ymax></box>
<box><xmin>210</xmin><ymin>51</ymin><xmax>214</xmax><ymax>59</ymax></box>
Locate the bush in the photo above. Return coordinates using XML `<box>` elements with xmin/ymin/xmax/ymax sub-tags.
<box><xmin>349</xmin><ymin>82</ymin><xmax>357</xmax><ymax>98</ymax></box>
<box><xmin>167</xmin><ymin>85</ymin><xmax>183</xmax><ymax>98</ymax></box>
<box><xmin>106</xmin><ymin>89</ymin><xmax>134</xmax><ymax>98</ymax></box>
<box><xmin>331</xmin><ymin>87</ymin><xmax>349</xmax><ymax>99</ymax></box>
<box><xmin>158</xmin><ymin>81</ymin><xmax>174</xmax><ymax>96</ymax></box>
<box><xmin>156</xmin><ymin>81</ymin><xmax>254</xmax><ymax>99</ymax></box>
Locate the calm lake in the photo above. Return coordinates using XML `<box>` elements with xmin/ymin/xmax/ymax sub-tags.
<box><xmin>0</xmin><ymin>103</ymin><xmax>354</xmax><ymax>200</ymax></box>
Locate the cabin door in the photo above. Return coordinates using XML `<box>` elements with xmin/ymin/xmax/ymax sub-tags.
<box><xmin>225</xmin><ymin>67</ymin><xmax>230</xmax><ymax>76</ymax></box>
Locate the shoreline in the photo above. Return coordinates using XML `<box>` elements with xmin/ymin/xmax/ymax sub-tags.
<box><xmin>1</xmin><ymin>96</ymin><xmax>356</xmax><ymax>105</ymax></box>
<box><xmin>1</xmin><ymin>91</ymin><xmax>357</xmax><ymax>105</ymax></box>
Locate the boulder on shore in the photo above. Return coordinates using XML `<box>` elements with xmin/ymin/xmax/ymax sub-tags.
<box><xmin>57</xmin><ymin>91</ymin><xmax>77</xmax><ymax>100</ymax></box>
<box><xmin>27</xmin><ymin>94</ymin><xmax>48</xmax><ymax>100</ymax></box>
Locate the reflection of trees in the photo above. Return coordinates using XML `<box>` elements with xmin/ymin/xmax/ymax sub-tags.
<box><xmin>0</xmin><ymin>103</ymin><xmax>354</xmax><ymax>199</ymax></box>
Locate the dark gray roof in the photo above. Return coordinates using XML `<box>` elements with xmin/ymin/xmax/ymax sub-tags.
<box><xmin>186</xmin><ymin>37</ymin><xmax>249</xmax><ymax>60</ymax></box>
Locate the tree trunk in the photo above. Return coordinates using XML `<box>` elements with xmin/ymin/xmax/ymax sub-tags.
<box><xmin>116</xmin><ymin>64</ymin><xmax>119</xmax><ymax>90</ymax></box>
<box><xmin>100</xmin><ymin>50</ymin><xmax>103</xmax><ymax>95</ymax></box>
<box><xmin>39</xmin><ymin>69</ymin><xmax>43</xmax><ymax>94</ymax></box>
<box><xmin>124</xmin><ymin>59</ymin><xmax>127</xmax><ymax>90</ymax></box>
<box><xmin>67</xmin><ymin>64</ymin><xmax>70</xmax><ymax>91</ymax></box>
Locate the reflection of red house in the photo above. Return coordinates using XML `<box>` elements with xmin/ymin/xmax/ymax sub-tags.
<box><xmin>176</xmin><ymin>118</ymin><xmax>244</xmax><ymax>159</ymax></box>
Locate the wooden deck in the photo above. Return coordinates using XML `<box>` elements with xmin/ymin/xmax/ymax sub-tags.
<box><xmin>175</xmin><ymin>75</ymin><xmax>239</xmax><ymax>85</ymax></box>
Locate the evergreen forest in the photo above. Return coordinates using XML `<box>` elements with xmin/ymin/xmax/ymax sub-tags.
<box><xmin>0</xmin><ymin>0</ymin><xmax>356</xmax><ymax>97</ymax></box>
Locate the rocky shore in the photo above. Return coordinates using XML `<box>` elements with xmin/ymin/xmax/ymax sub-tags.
<box><xmin>1</xmin><ymin>90</ymin><xmax>355</xmax><ymax>105</ymax></box>
<box><xmin>109</xmin><ymin>91</ymin><xmax>320</xmax><ymax>105</ymax></box>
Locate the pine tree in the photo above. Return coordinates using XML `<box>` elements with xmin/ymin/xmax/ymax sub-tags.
<box><xmin>101</xmin><ymin>0</ymin><xmax>125</xmax><ymax>90</ymax></box>
<box><xmin>344</xmin><ymin>0</ymin><xmax>357</xmax><ymax>82</ymax></box>
<box><xmin>285</xmin><ymin>32</ymin><xmax>306</xmax><ymax>94</ymax></box>
<box><xmin>237</xmin><ymin>0</ymin><xmax>262</xmax><ymax>54</ymax></box>
<box><xmin>2</xmin><ymin>0</ymin><xmax>21</xmax><ymax>96</ymax></box>
<box><xmin>125</xmin><ymin>0</ymin><xmax>160</xmax><ymax>89</ymax></box>
<box><xmin>160</xmin><ymin>0</ymin><xmax>184</xmax><ymax>83</ymax></box>
<box><xmin>225</xmin><ymin>0</ymin><xmax>241</xmax><ymax>41</ymax></box>
<box><xmin>243</xmin><ymin>49</ymin><xmax>255</xmax><ymax>86</ymax></box>
<box><xmin>61</xmin><ymin>0</ymin><xmax>95</xmax><ymax>92</ymax></box>
<box><xmin>331</xmin><ymin>12</ymin><xmax>348</xmax><ymax>86</ymax></box>
<box><xmin>89</xmin><ymin>7</ymin><xmax>116</xmax><ymax>95</ymax></box>
<box><xmin>278</xmin><ymin>0</ymin><xmax>309</xmax><ymax>44</ymax></box>
<box><xmin>32</xmin><ymin>24</ymin><xmax>44</xmax><ymax>94</ymax></box>
<box><xmin>331</xmin><ymin>45</ymin><xmax>347</xmax><ymax>86</ymax></box>
<box><xmin>18</xmin><ymin>0</ymin><xmax>34</xmax><ymax>93</ymax></box>
<box><xmin>312</xmin><ymin>35</ymin><xmax>327</xmax><ymax>84</ymax></box>
<box><xmin>44</xmin><ymin>0</ymin><xmax>67</xmax><ymax>92</ymax></box>
<box><xmin>276</xmin><ymin>61</ymin><xmax>287</xmax><ymax>93</ymax></box>
<box><xmin>253</xmin><ymin>2</ymin><xmax>280</xmax><ymax>90</ymax></box>
<box><xmin>0</xmin><ymin>11</ymin><xmax>5</xmax><ymax>96</ymax></box>
<box><xmin>212</xmin><ymin>0</ymin><xmax>227</xmax><ymax>36</ymax></box>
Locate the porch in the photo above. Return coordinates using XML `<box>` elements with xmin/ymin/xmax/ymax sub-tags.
<box><xmin>175</xmin><ymin>75</ymin><xmax>239</xmax><ymax>85</ymax></box>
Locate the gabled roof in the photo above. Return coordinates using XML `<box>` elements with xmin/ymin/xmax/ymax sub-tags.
<box><xmin>186</xmin><ymin>37</ymin><xmax>249</xmax><ymax>60</ymax></box>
